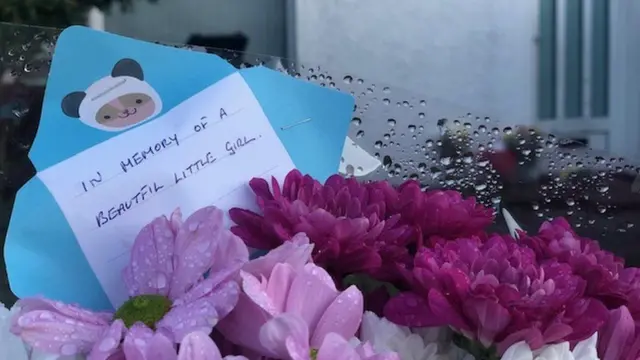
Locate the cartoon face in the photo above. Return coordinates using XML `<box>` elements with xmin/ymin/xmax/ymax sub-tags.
<box><xmin>61</xmin><ymin>58</ymin><xmax>163</xmax><ymax>132</ymax></box>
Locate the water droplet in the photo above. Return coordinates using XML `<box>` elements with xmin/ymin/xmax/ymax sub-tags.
<box><xmin>474</xmin><ymin>183</ymin><xmax>487</xmax><ymax>191</ymax></box>
<box><xmin>351</xmin><ymin>117</ymin><xmax>362</xmax><ymax>126</ymax></box>
<box><xmin>383</xmin><ymin>98</ymin><xmax>390</xmax><ymax>105</ymax></box>
<box><xmin>387</xmin><ymin>119</ymin><xmax>396</xmax><ymax>127</ymax></box>
<box><xmin>343</xmin><ymin>75</ymin><xmax>353</xmax><ymax>84</ymax></box>
<box><xmin>356</xmin><ymin>130</ymin><xmax>365</xmax><ymax>138</ymax></box>
<box><xmin>408</xmin><ymin>125</ymin><xmax>416</xmax><ymax>132</ymax></box>
<box><xmin>383</xmin><ymin>87</ymin><xmax>391</xmax><ymax>94</ymax></box>
<box><xmin>418</xmin><ymin>113</ymin><xmax>425</xmax><ymax>119</ymax></box>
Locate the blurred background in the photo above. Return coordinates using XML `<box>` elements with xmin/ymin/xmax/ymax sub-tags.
<box><xmin>1</xmin><ymin>0</ymin><xmax>640</xmax><ymax>304</ymax></box>
<box><xmin>3</xmin><ymin>0</ymin><xmax>639</xmax><ymax>160</ymax></box>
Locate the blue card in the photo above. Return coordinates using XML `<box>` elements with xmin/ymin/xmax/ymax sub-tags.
<box><xmin>4</xmin><ymin>26</ymin><xmax>354</xmax><ymax>310</ymax></box>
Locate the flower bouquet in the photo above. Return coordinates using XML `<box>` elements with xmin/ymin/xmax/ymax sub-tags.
<box><xmin>482</xmin><ymin>126</ymin><xmax>541</xmax><ymax>184</ymax></box>
<box><xmin>3</xmin><ymin>169</ymin><xmax>638</xmax><ymax>360</ymax></box>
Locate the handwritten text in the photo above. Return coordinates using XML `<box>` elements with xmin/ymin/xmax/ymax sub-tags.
<box><xmin>120</xmin><ymin>134</ymin><xmax>179</xmax><ymax>173</ymax></box>
<box><xmin>225</xmin><ymin>136</ymin><xmax>257</xmax><ymax>156</ymax></box>
<box><xmin>174</xmin><ymin>151</ymin><xmax>217</xmax><ymax>184</ymax></box>
<box><xmin>95</xmin><ymin>182</ymin><xmax>165</xmax><ymax>228</ymax></box>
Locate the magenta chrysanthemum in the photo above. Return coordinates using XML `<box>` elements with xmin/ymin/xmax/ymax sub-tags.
<box><xmin>521</xmin><ymin>217</ymin><xmax>628</xmax><ymax>308</ymax></box>
<box><xmin>383</xmin><ymin>234</ymin><xmax>608</xmax><ymax>355</ymax></box>
<box><xmin>229</xmin><ymin>170</ymin><xmax>414</xmax><ymax>280</ymax></box>
<box><xmin>389</xmin><ymin>181</ymin><xmax>494</xmax><ymax>245</ymax></box>
<box><xmin>229</xmin><ymin>170</ymin><xmax>493</xmax><ymax>281</ymax></box>
<box><xmin>10</xmin><ymin>206</ymin><xmax>249</xmax><ymax>358</ymax></box>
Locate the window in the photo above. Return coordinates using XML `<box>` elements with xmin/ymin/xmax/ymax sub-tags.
<box><xmin>537</xmin><ymin>0</ymin><xmax>609</xmax><ymax>121</ymax></box>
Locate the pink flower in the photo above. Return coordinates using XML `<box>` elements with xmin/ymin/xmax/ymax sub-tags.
<box><xmin>177</xmin><ymin>331</ymin><xmax>248</xmax><ymax>360</ymax></box>
<box><xmin>521</xmin><ymin>217</ymin><xmax>627</xmax><ymax>308</ymax></box>
<box><xmin>597</xmin><ymin>306</ymin><xmax>640</xmax><ymax>360</ymax></box>
<box><xmin>108</xmin><ymin>330</ymin><xmax>249</xmax><ymax>360</ymax></box>
<box><xmin>383</xmin><ymin>234</ymin><xmax>608</xmax><ymax>355</ymax></box>
<box><xmin>259</xmin><ymin>314</ymin><xmax>399</xmax><ymax>360</ymax></box>
<box><xmin>389</xmin><ymin>181</ymin><xmax>494</xmax><ymax>244</ymax></box>
<box><xmin>229</xmin><ymin>170</ymin><xmax>414</xmax><ymax>281</ymax></box>
<box><xmin>11</xmin><ymin>206</ymin><xmax>249</xmax><ymax>358</ymax></box>
<box><xmin>217</xmin><ymin>236</ymin><xmax>365</xmax><ymax>359</ymax></box>
<box><xmin>618</xmin><ymin>268</ymin><xmax>640</xmax><ymax>320</ymax></box>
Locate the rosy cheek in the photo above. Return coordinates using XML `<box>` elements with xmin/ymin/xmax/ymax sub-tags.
<box><xmin>141</xmin><ymin>102</ymin><xmax>155</xmax><ymax>112</ymax></box>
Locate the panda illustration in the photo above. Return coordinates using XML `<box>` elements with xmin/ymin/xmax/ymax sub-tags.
<box><xmin>61</xmin><ymin>58</ymin><xmax>162</xmax><ymax>132</ymax></box>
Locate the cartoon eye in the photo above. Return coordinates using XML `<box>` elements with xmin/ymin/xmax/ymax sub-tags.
<box><xmin>135</xmin><ymin>99</ymin><xmax>143</xmax><ymax>104</ymax></box>
<box><xmin>104</xmin><ymin>115</ymin><xmax>111</xmax><ymax>120</ymax></box>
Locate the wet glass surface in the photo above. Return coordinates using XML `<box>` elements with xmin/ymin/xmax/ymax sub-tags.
<box><xmin>1</xmin><ymin>22</ymin><xmax>639</xmax><ymax>306</ymax></box>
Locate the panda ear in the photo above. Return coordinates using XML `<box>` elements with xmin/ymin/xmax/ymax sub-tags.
<box><xmin>111</xmin><ymin>58</ymin><xmax>144</xmax><ymax>80</ymax></box>
<box><xmin>61</xmin><ymin>91</ymin><xmax>86</xmax><ymax>118</ymax></box>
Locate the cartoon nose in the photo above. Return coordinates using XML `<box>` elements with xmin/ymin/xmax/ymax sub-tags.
<box><xmin>118</xmin><ymin>108</ymin><xmax>132</xmax><ymax>118</ymax></box>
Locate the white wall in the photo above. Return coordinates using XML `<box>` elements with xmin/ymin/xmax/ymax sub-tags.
<box><xmin>104</xmin><ymin>0</ymin><xmax>287</xmax><ymax>57</ymax></box>
<box><xmin>292</xmin><ymin>0</ymin><xmax>538</xmax><ymax>127</ymax></box>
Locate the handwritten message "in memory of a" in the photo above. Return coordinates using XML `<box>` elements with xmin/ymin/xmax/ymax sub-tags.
<box><xmin>88</xmin><ymin>108</ymin><xmax>263</xmax><ymax>228</ymax></box>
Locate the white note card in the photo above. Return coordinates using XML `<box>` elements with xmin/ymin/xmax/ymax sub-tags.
<box><xmin>38</xmin><ymin>72</ymin><xmax>296</xmax><ymax>307</ymax></box>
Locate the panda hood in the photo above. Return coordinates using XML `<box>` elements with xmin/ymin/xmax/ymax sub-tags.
<box><xmin>78</xmin><ymin>75</ymin><xmax>162</xmax><ymax>132</ymax></box>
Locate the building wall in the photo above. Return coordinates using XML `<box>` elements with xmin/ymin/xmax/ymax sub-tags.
<box><xmin>104</xmin><ymin>0</ymin><xmax>287</xmax><ymax>57</ymax></box>
<box><xmin>292</xmin><ymin>0</ymin><xmax>539</xmax><ymax>128</ymax></box>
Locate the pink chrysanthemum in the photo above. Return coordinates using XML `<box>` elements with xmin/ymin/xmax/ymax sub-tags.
<box><xmin>11</xmin><ymin>206</ymin><xmax>249</xmax><ymax>359</ymax></box>
<box><xmin>384</xmin><ymin>234</ymin><xmax>608</xmax><ymax>355</ymax></box>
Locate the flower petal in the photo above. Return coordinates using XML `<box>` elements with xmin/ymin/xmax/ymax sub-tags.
<box><xmin>207</xmin><ymin>224</ymin><xmax>249</xmax><ymax>278</ymax></box>
<box><xmin>284</xmin><ymin>264</ymin><xmax>338</xmax><ymax>334</ymax></box>
<box><xmin>16</xmin><ymin>298</ymin><xmax>112</xmax><ymax>324</ymax></box>
<box><xmin>571</xmin><ymin>332</ymin><xmax>598</xmax><ymax>360</ymax></box>
<box><xmin>169</xmin><ymin>207</ymin><xmax>227</xmax><ymax>300</ymax></box>
<box><xmin>88</xmin><ymin>319</ymin><xmax>126</xmax><ymax>360</ymax></box>
<box><xmin>159</xmin><ymin>281</ymin><xmax>239</xmax><ymax>342</ymax></box>
<box><xmin>240</xmin><ymin>271</ymin><xmax>278</xmax><ymax>316</ymax></box>
<box><xmin>122</xmin><ymin>323</ymin><xmax>154</xmax><ymax>360</ymax></box>
<box><xmin>310</xmin><ymin>285</ymin><xmax>363</xmax><ymax>348</ymax></box>
<box><xmin>11</xmin><ymin>299</ymin><xmax>111</xmax><ymax>355</ymax></box>
<box><xmin>145</xmin><ymin>332</ymin><xmax>178</xmax><ymax>360</ymax></box>
<box><xmin>500</xmin><ymin>341</ymin><xmax>533</xmax><ymax>360</ymax></box>
<box><xmin>215</xmin><ymin>294</ymin><xmax>272</xmax><ymax>354</ymax></box>
<box><xmin>178</xmin><ymin>331</ymin><xmax>225</xmax><ymax>360</ymax></box>
<box><xmin>383</xmin><ymin>292</ymin><xmax>439</xmax><ymax>327</ymax></box>
<box><xmin>242</xmin><ymin>233</ymin><xmax>313</xmax><ymax>278</ymax></box>
<box><xmin>598</xmin><ymin>306</ymin><xmax>636</xmax><ymax>360</ymax></box>
<box><xmin>123</xmin><ymin>214</ymin><xmax>176</xmax><ymax>297</ymax></box>
<box><xmin>316</xmin><ymin>333</ymin><xmax>360</xmax><ymax>360</ymax></box>
<box><xmin>462</xmin><ymin>298</ymin><xmax>511</xmax><ymax>347</ymax></box>
<box><xmin>258</xmin><ymin>313</ymin><xmax>310</xmax><ymax>359</ymax></box>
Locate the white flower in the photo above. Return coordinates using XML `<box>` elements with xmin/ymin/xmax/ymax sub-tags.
<box><xmin>1</xmin><ymin>302</ymin><xmax>84</xmax><ymax>360</ymax></box>
<box><xmin>501</xmin><ymin>332</ymin><xmax>599</xmax><ymax>360</ymax></box>
<box><xmin>357</xmin><ymin>311</ymin><xmax>450</xmax><ymax>360</ymax></box>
